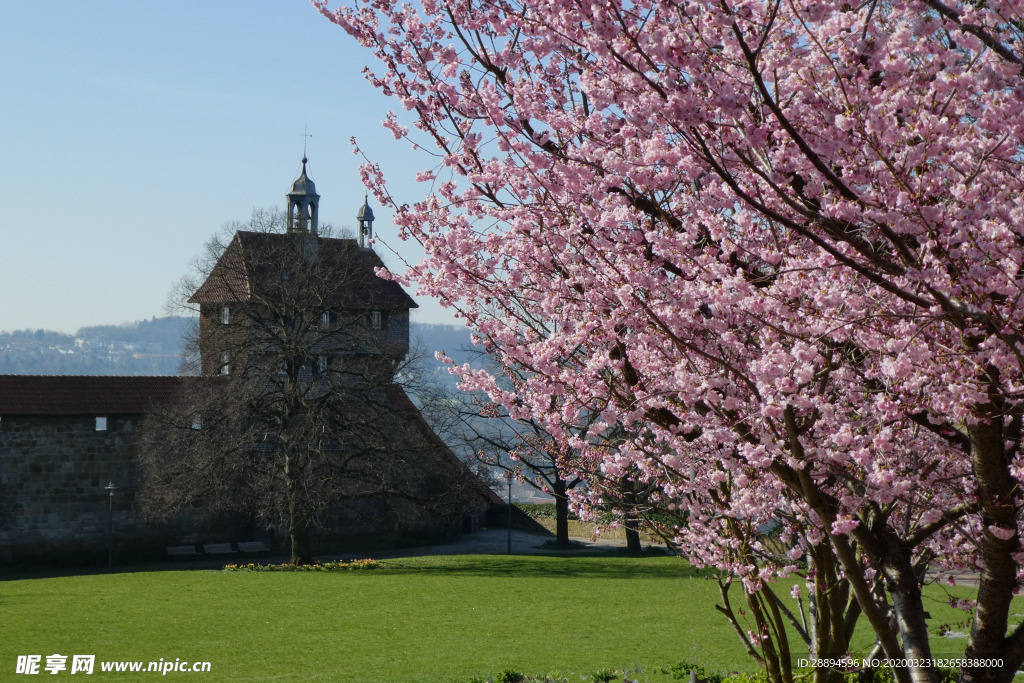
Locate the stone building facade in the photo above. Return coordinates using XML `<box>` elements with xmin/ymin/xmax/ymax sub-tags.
<box><xmin>0</xmin><ymin>376</ymin><xmax>184</xmax><ymax>564</ymax></box>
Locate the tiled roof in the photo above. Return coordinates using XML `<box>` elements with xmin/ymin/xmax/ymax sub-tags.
<box><xmin>391</xmin><ymin>384</ymin><xmax>504</xmax><ymax>505</ymax></box>
<box><xmin>0</xmin><ymin>375</ymin><xmax>185</xmax><ymax>416</ymax></box>
<box><xmin>189</xmin><ymin>232</ymin><xmax>417</xmax><ymax>310</ymax></box>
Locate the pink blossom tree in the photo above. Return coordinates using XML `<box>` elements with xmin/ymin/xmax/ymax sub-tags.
<box><xmin>316</xmin><ymin>0</ymin><xmax>1024</xmax><ymax>681</ymax></box>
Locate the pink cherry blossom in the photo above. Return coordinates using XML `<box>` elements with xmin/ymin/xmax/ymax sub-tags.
<box><xmin>316</xmin><ymin>0</ymin><xmax>1024</xmax><ymax>679</ymax></box>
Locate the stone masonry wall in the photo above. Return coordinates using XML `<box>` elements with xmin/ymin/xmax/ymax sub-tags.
<box><xmin>382</xmin><ymin>309</ymin><xmax>410</xmax><ymax>359</ymax></box>
<box><xmin>0</xmin><ymin>414</ymin><xmax>176</xmax><ymax>564</ymax></box>
<box><xmin>0</xmin><ymin>385</ymin><xmax>488</xmax><ymax>565</ymax></box>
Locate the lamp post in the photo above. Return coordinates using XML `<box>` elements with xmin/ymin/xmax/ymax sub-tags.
<box><xmin>104</xmin><ymin>482</ymin><xmax>118</xmax><ymax>570</ymax></box>
<box><xmin>506</xmin><ymin>471</ymin><xmax>512</xmax><ymax>555</ymax></box>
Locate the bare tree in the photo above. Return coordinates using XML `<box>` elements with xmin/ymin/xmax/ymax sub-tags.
<box><xmin>415</xmin><ymin>350</ymin><xmax>586</xmax><ymax>546</ymax></box>
<box><xmin>139</xmin><ymin>208</ymin><xmax>487</xmax><ymax>564</ymax></box>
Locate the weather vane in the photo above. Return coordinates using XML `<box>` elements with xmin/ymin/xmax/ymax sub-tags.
<box><xmin>300</xmin><ymin>124</ymin><xmax>312</xmax><ymax>157</ymax></box>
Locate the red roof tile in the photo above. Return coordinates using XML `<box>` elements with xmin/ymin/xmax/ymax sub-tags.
<box><xmin>189</xmin><ymin>232</ymin><xmax>417</xmax><ymax>309</ymax></box>
<box><xmin>0</xmin><ymin>375</ymin><xmax>185</xmax><ymax>415</ymax></box>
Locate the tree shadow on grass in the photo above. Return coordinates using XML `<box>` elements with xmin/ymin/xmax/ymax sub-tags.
<box><xmin>378</xmin><ymin>555</ymin><xmax>713</xmax><ymax>580</ymax></box>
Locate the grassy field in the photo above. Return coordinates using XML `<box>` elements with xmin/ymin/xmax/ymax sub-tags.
<box><xmin>0</xmin><ymin>553</ymin><xmax>999</xmax><ymax>683</ymax></box>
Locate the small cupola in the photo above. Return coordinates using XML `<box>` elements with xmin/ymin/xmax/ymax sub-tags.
<box><xmin>287</xmin><ymin>157</ymin><xmax>320</xmax><ymax>235</ymax></box>
<box><xmin>357</xmin><ymin>195</ymin><xmax>375</xmax><ymax>248</ymax></box>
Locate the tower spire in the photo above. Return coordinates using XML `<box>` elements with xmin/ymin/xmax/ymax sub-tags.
<box><xmin>286</xmin><ymin>156</ymin><xmax>319</xmax><ymax>235</ymax></box>
<box><xmin>357</xmin><ymin>195</ymin><xmax>375</xmax><ymax>249</ymax></box>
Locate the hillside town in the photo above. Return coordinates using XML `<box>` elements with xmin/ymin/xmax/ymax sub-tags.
<box><xmin>0</xmin><ymin>319</ymin><xmax>187</xmax><ymax>376</ymax></box>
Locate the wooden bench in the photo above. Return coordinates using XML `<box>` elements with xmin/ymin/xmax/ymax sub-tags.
<box><xmin>202</xmin><ymin>543</ymin><xmax>237</xmax><ymax>555</ymax></box>
<box><xmin>166</xmin><ymin>545</ymin><xmax>199</xmax><ymax>558</ymax></box>
<box><xmin>236</xmin><ymin>541</ymin><xmax>269</xmax><ymax>554</ymax></box>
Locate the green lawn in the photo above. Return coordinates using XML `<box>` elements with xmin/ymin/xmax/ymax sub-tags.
<box><xmin>0</xmin><ymin>554</ymin><xmax>1004</xmax><ymax>683</ymax></box>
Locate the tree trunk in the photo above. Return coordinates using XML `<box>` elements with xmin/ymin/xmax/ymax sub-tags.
<box><xmin>622</xmin><ymin>476</ymin><xmax>642</xmax><ymax>552</ymax></box>
<box><xmin>285</xmin><ymin>451</ymin><xmax>314</xmax><ymax>565</ymax></box>
<box><xmin>625</xmin><ymin>516</ymin><xmax>642</xmax><ymax>552</ymax></box>
<box><xmin>289</xmin><ymin>511</ymin><xmax>313</xmax><ymax>566</ymax></box>
<box><xmin>884</xmin><ymin>553</ymin><xmax>937</xmax><ymax>683</ymax></box>
<box><xmin>553</xmin><ymin>478</ymin><xmax>570</xmax><ymax>547</ymax></box>
<box><xmin>810</xmin><ymin>546</ymin><xmax>849</xmax><ymax>683</ymax></box>
<box><xmin>965</xmin><ymin>413</ymin><xmax>1021</xmax><ymax>683</ymax></box>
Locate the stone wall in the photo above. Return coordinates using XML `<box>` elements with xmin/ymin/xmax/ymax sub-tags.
<box><xmin>380</xmin><ymin>309</ymin><xmax>410</xmax><ymax>358</ymax></box>
<box><xmin>0</xmin><ymin>413</ymin><xmax>180</xmax><ymax>564</ymax></box>
<box><xmin>0</xmin><ymin>406</ymin><xmax>491</xmax><ymax>566</ymax></box>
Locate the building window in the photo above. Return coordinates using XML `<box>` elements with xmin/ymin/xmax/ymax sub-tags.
<box><xmin>96</xmin><ymin>416</ymin><xmax>108</xmax><ymax>431</ymax></box>
<box><xmin>220</xmin><ymin>352</ymin><xmax>230</xmax><ymax>375</ymax></box>
<box><xmin>317</xmin><ymin>355</ymin><xmax>328</xmax><ymax>374</ymax></box>
<box><xmin>278</xmin><ymin>360</ymin><xmax>288</xmax><ymax>375</ymax></box>
<box><xmin>191</xmin><ymin>415</ymin><xmax>202</xmax><ymax>431</ymax></box>
<box><xmin>221</xmin><ymin>306</ymin><xmax>230</xmax><ymax>325</ymax></box>
<box><xmin>370</xmin><ymin>310</ymin><xmax>382</xmax><ymax>330</ymax></box>
<box><xmin>320</xmin><ymin>311</ymin><xmax>331</xmax><ymax>330</ymax></box>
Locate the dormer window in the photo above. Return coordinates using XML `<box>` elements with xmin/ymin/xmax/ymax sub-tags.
<box><xmin>317</xmin><ymin>356</ymin><xmax>328</xmax><ymax>374</ymax></box>
<box><xmin>221</xmin><ymin>306</ymin><xmax>230</xmax><ymax>325</ymax></box>
<box><xmin>320</xmin><ymin>311</ymin><xmax>331</xmax><ymax>331</ymax></box>
<box><xmin>370</xmin><ymin>311</ymin><xmax>382</xmax><ymax>330</ymax></box>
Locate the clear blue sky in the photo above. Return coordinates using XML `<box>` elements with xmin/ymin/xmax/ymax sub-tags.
<box><xmin>0</xmin><ymin>1</ymin><xmax>457</xmax><ymax>333</ymax></box>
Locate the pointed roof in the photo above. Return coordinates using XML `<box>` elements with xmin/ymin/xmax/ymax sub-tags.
<box><xmin>356</xmin><ymin>195</ymin><xmax>375</xmax><ymax>221</ymax></box>
<box><xmin>188</xmin><ymin>232</ymin><xmax>417</xmax><ymax>309</ymax></box>
<box><xmin>390</xmin><ymin>384</ymin><xmax>504</xmax><ymax>505</ymax></box>
<box><xmin>289</xmin><ymin>157</ymin><xmax>318</xmax><ymax>197</ymax></box>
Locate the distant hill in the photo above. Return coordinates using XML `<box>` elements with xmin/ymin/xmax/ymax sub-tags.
<box><xmin>0</xmin><ymin>317</ymin><xmax>479</xmax><ymax>379</ymax></box>
<box><xmin>409</xmin><ymin>322</ymin><xmax>484</xmax><ymax>388</ymax></box>
<box><xmin>75</xmin><ymin>317</ymin><xmax>193</xmax><ymax>352</ymax></box>
<box><xmin>411</xmin><ymin>323</ymin><xmax>478</xmax><ymax>364</ymax></box>
<box><xmin>0</xmin><ymin>317</ymin><xmax>194</xmax><ymax>376</ymax></box>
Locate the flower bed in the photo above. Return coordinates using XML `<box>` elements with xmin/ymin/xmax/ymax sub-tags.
<box><xmin>224</xmin><ymin>559</ymin><xmax>380</xmax><ymax>572</ymax></box>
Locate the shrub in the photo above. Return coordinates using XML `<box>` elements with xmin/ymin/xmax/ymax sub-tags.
<box><xmin>663</xmin><ymin>660</ymin><xmax>725</xmax><ymax>683</ymax></box>
<box><xmin>721</xmin><ymin>673</ymin><xmax>768</xmax><ymax>683</ymax></box>
<box><xmin>495</xmin><ymin>670</ymin><xmax>525</xmax><ymax>683</ymax></box>
<box><xmin>842</xmin><ymin>667</ymin><xmax>957</xmax><ymax>683</ymax></box>
<box><xmin>513</xmin><ymin>503</ymin><xmax>579</xmax><ymax>521</ymax></box>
